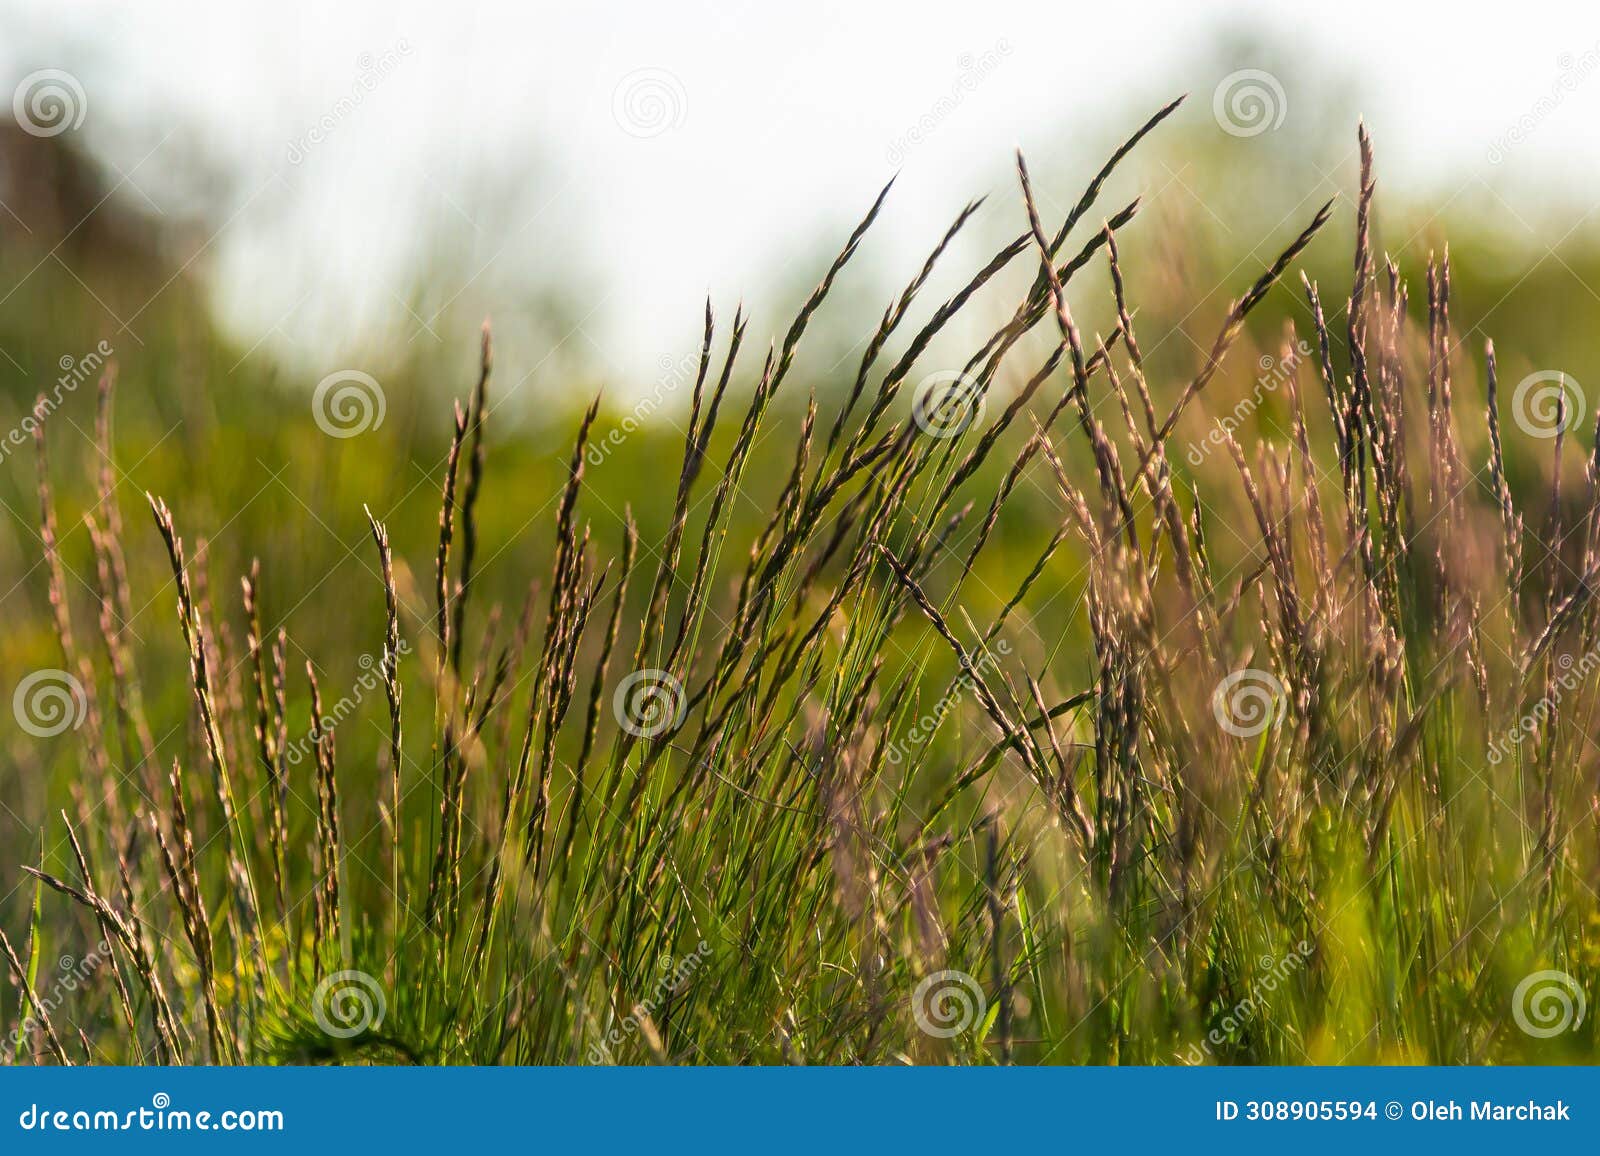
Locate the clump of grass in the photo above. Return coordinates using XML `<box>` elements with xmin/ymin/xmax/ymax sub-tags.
<box><xmin>7</xmin><ymin>102</ymin><xmax>1598</xmax><ymax>1065</ymax></box>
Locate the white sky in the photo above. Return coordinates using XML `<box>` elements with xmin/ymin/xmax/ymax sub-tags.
<box><xmin>6</xmin><ymin>0</ymin><xmax>1600</xmax><ymax>388</ymax></box>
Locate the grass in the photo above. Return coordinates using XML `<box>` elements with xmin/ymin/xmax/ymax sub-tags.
<box><xmin>5</xmin><ymin>99</ymin><xmax>1599</xmax><ymax>1065</ymax></box>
